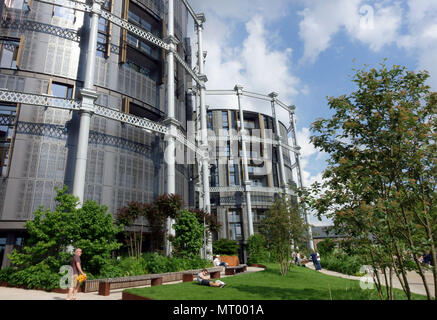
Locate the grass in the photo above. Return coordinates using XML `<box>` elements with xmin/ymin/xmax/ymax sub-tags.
<box><xmin>124</xmin><ymin>263</ymin><xmax>426</xmax><ymax>300</ymax></box>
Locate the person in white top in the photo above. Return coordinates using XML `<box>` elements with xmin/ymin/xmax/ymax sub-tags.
<box><xmin>213</xmin><ymin>255</ymin><xmax>228</xmax><ymax>268</ymax></box>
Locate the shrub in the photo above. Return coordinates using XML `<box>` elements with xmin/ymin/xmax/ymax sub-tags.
<box><xmin>247</xmin><ymin>234</ymin><xmax>269</xmax><ymax>264</ymax></box>
<box><xmin>6</xmin><ymin>186</ymin><xmax>122</xmax><ymax>290</ymax></box>
<box><xmin>317</xmin><ymin>238</ymin><xmax>336</xmax><ymax>256</ymax></box>
<box><xmin>171</xmin><ymin>210</ymin><xmax>205</xmax><ymax>259</ymax></box>
<box><xmin>321</xmin><ymin>254</ymin><xmax>364</xmax><ymax>275</ymax></box>
<box><xmin>213</xmin><ymin>239</ymin><xmax>240</xmax><ymax>255</ymax></box>
<box><xmin>7</xmin><ymin>262</ymin><xmax>60</xmax><ymax>290</ymax></box>
<box><xmin>0</xmin><ymin>267</ymin><xmax>14</xmax><ymax>283</ymax></box>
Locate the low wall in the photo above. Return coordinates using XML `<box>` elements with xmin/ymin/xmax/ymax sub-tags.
<box><xmin>83</xmin><ymin>267</ymin><xmax>221</xmax><ymax>293</ymax></box>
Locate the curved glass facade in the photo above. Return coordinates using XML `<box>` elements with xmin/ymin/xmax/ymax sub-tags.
<box><xmin>204</xmin><ymin>108</ymin><xmax>297</xmax><ymax>261</ymax></box>
<box><xmin>0</xmin><ymin>0</ymin><xmax>191</xmax><ymax>267</ymax></box>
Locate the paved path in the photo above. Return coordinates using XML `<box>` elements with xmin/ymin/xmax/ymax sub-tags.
<box><xmin>305</xmin><ymin>262</ymin><xmax>434</xmax><ymax>298</ymax></box>
<box><xmin>0</xmin><ymin>266</ymin><xmax>265</xmax><ymax>300</ymax></box>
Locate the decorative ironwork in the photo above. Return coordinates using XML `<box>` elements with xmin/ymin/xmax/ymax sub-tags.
<box><xmin>16</xmin><ymin>121</ymin><xmax>68</xmax><ymax>139</ymax></box>
<box><xmin>93</xmin><ymin>104</ymin><xmax>168</xmax><ymax>134</ymax></box>
<box><xmin>100</xmin><ymin>10</ymin><xmax>169</xmax><ymax>50</ymax></box>
<box><xmin>34</xmin><ymin>0</ymin><xmax>92</xmax><ymax>14</ymax></box>
<box><xmin>0</xmin><ymin>89</ymin><xmax>81</xmax><ymax>110</ymax></box>
<box><xmin>33</xmin><ymin>0</ymin><xmax>169</xmax><ymax>50</ymax></box>
<box><xmin>174</xmin><ymin>51</ymin><xmax>202</xmax><ymax>85</ymax></box>
<box><xmin>0</xmin><ymin>18</ymin><xmax>80</xmax><ymax>42</ymax></box>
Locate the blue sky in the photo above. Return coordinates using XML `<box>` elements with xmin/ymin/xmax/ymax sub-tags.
<box><xmin>187</xmin><ymin>0</ymin><xmax>437</xmax><ymax>226</ymax></box>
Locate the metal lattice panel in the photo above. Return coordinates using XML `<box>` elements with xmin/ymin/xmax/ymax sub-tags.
<box><xmin>16</xmin><ymin>121</ymin><xmax>68</xmax><ymax>139</ymax></box>
<box><xmin>35</xmin><ymin>0</ymin><xmax>92</xmax><ymax>14</ymax></box>
<box><xmin>209</xmin><ymin>186</ymin><xmax>245</xmax><ymax>193</ymax></box>
<box><xmin>0</xmin><ymin>90</ymin><xmax>205</xmax><ymax>157</ymax></box>
<box><xmin>174</xmin><ymin>51</ymin><xmax>202</xmax><ymax>85</ymax></box>
<box><xmin>100</xmin><ymin>10</ymin><xmax>169</xmax><ymax>50</ymax></box>
<box><xmin>34</xmin><ymin>0</ymin><xmax>169</xmax><ymax>50</ymax></box>
<box><xmin>175</xmin><ymin>128</ymin><xmax>206</xmax><ymax>159</ymax></box>
<box><xmin>0</xmin><ymin>40</ymin><xmax>19</xmax><ymax>51</ymax></box>
<box><xmin>93</xmin><ymin>104</ymin><xmax>168</xmax><ymax>134</ymax></box>
<box><xmin>0</xmin><ymin>18</ymin><xmax>80</xmax><ymax>42</ymax></box>
<box><xmin>0</xmin><ymin>89</ymin><xmax>81</xmax><ymax>110</ymax></box>
<box><xmin>0</xmin><ymin>114</ymin><xmax>15</xmax><ymax>126</ymax></box>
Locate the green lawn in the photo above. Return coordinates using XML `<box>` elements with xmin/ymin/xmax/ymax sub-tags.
<box><xmin>124</xmin><ymin>264</ymin><xmax>426</xmax><ymax>300</ymax></box>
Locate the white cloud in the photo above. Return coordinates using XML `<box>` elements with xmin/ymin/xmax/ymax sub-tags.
<box><xmin>298</xmin><ymin>0</ymin><xmax>402</xmax><ymax>63</ymax></box>
<box><xmin>297</xmin><ymin>0</ymin><xmax>437</xmax><ymax>89</ymax></box>
<box><xmin>398</xmin><ymin>0</ymin><xmax>437</xmax><ymax>89</ymax></box>
<box><xmin>188</xmin><ymin>0</ymin><xmax>290</xmax><ymax>22</ymax></box>
<box><xmin>191</xmin><ymin>13</ymin><xmax>304</xmax><ymax>115</ymax></box>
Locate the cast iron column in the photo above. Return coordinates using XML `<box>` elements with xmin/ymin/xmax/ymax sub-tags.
<box><xmin>235</xmin><ymin>85</ymin><xmax>254</xmax><ymax>237</ymax></box>
<box><xmin>72</xmin><ymin>0</ymin><xmax>102</xmax><ymax>205</ymax></box>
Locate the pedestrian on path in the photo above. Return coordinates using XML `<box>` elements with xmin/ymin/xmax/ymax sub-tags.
<box><xmin>66</xmin><ymin>248</ymin><xmax>86</xmax><ymax>300</ymax></box>
<box><xmin>310</xmin><ymin>251</ymin><xmax>322</xmax><ymax>271</ymax></box>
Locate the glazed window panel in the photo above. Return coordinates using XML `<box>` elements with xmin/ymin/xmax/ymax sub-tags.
<box><xmin>0</xmin><ymin>40</ymin><xmax>20</xmax><ymax>69</ymax></box>
<box><xmin>53</xmin><ymin>6</ymin><xmax>75</xmax><ymax>23</ymax></box>
<box><xmin>229</xmin><ymin>210</ymin><xmax>243</xmax><ymax>241</ymax></box>
<box><xmin>50</xmin><ymin>82</ymin><xmax>74</xmax><ymax>99</ymax></box>
<box><xmin>210</xmin><ymin>160</ymin><xmax>219</xmax><ymax>187</ymax></box>
<box><xmin>0</xmin><ymin>104</ymin><xmax>16</xmax><ymax>177</ymax></box>
<box><xmin>4</xmin><ymin>0</ymin><xmax>25</xmax><ymax>9</ymax></box>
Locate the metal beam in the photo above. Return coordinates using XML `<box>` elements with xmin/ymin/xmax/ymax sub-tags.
<box><xmin>174</xmin><ymin>51</ymin><xmax>202</xmax><ymax>85</ymax></box>
<box><xmin>0</xmin><ymin>89</ymin><xmax>80</xmax><ymax>110</ymax></box>
<box><xmin>181</xmin><ymin>0</ymin><xmax>200</xmax><ymax>25</ymax></box>
<box><xmin>34</xmin><ymin>0</ymin><xmax>170</xmax><ymax>50</ymax></box>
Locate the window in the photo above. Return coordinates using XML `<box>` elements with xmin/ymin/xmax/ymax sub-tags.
<box><xmin>4</xmin><ymin>0</ymin><xmax>27</xmax><ymax>10</ymax></box>
<box><xmin>126</xmin><ymin>33</ymin><xmax>152</xmax><ymax>56</ymax></box>
<box><xmin>128</xmin><ymin>101</ymin><xmax>161</xmax><ymax>121</ymax></box>
<box><xmin>222</xmin><ymin>111</ymin><xmax>228</xmax><ymax>135</ymax></box>
<box><xmin>125</xmin><ymin>59</ymin><xmax>151</xmax><ymax>77</ymax></box>
<box><xmin>230</xmin><ymin>111</ymin><xmax>237</xmax><ymax>129</ymax></box>
<box><xmin>210</xmin><ymin>160</ymin><xmax>219</xmax><ymax>187</ymax></box>
<box><xmin>228</xmin><ymin>160</ymin><xmax>239</xmax><ymax>186</ymax></box>
<box><xmin>228</xmin><ymin>210</ymin><xmax>243</xmax><ymax>241</ymax></box>
<box><xmin>272</xmin><ymin>163</ymin><xmax>279</xmax><ymax>187</ymax></box>
<box><xmin>50</xmin><ymin>82</ymin><xmax>74</xmax><ymax>99</ymax></box>
<box><xmin>53</xmin><ymin>6</ymin><xmax>75</xmax><ymax>23</ymax></box>
<box><xmin>253</xmin><ymin>210</ymin><xmax>266</xmax><ymax>234</ymax></box>
<box><xmin>0</xmin><ymin>104</ymin><xmax>17</xmax><ymax>176</ymax></box>
<box><xmin>0</xmin><ymin>40</ymin><xmax>19</xmax><ymax>69</ymax></box>
<box><xmin>244</xmin><ymin>119</ymin><xmax>256</xmax><ymax>129</ymax></box>
<box><xmin>96</xmin><ymin>1</ymin><xmax>111</xmax><ymax>58</ymax></box>
<box><xmin>128</xmin><ymin>9</ymin><xmax>152</xmax><ymax>32</ymax></box>
<box><xmin>206</xmin><ymin>111</ymin><xmax>213</xmax><ymax>129</ymax></box>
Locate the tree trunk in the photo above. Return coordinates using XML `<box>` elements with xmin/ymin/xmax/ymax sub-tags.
<box><xmin>424</xmin><ymin>215</ymin><xmax>437</xmax><ymax>300</ymax></box>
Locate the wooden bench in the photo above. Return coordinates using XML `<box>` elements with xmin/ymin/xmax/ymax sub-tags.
<box><xmin>225</xmin><ymin>264</ymin><xmax>247</xmax><ymax>276</ymax></box>
<box><xmin>98</xmin><ymin>274</ymin><xmax>164</xmax><ymax>296</ymax></box>
<box><xmin>182</xmin><ymin>267</ymin><xmax>223</xmax><ymax>283</ymax></box>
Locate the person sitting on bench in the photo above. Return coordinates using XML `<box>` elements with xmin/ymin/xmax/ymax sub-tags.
<box><xmin>197</xmin><ymin>269</ymin><xmax>226</xmax><ymax>288</ymax></box>
<box><xmin>213</xmin><ymin>255</ymin><xmax>228</xmax><ymax>268</ymax></box>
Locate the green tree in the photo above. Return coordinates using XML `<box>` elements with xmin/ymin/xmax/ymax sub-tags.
<box><xmin>317</xmin><ymin>238</ymin><xmax>336</xmax><ymax>256</ymax></box>
<box><xmin>261</xmin><ymin>195</ymin><xmax>307</xmax><ymax>276</ymax></box>
<box><xmin>115</xmin><ymin>194</ymin><xmax>183</xmax><ymax>255</ymax></box>
<box><xmin>247</xmin><ymin>234</ymin><xmax>269</xmax><ymax>264</ymax></box>
<box><xmin>171</xmin><ymin>210</ymin><xmax>205</xmax><ymax>258</ymax></box>
<box><xmin>303</xmin><ymin>62</ymin><xmax>437</xmax><ymax>299</ymax></box>
<box><xmin>8</xmin><ymin>186</ymin><xmax>122</xmax><ymax>289</ymax></box>
<box><xmin>212</xmin><ymin>239</ymin><xmax>240</xmax><ymax>256</ymax></box>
